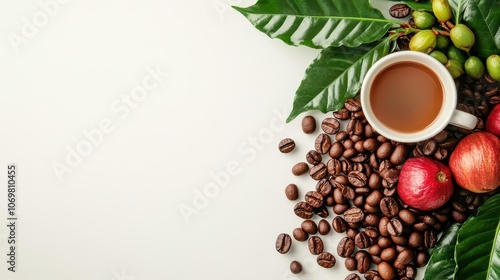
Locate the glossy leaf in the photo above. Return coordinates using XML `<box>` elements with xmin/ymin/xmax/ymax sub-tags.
<box><xmin>463</xmin><ymin>0</ymin><xmax>500</xmax><ymax>59</ymax></box>
<box><xmin>449</xmin><ymin>0</ymin><xmax>470</xmax><ymax>23</ymax></box>
<box><xmin>388</xmin><ymin>0</ymin><xmax>433</xmax><ymax>11</ymax></box>
<box><xmin>233</xmin><ymin>0</ymin><xmax>400</xmax><ymax>49</ymax></box>
<box><xmin>455</xmin><ymin>194</ymin><xmax>500</xmax><ymax>280</ymax></box>
<box><xmin>423</xmin><ymin>223</ymin><xmax>461</xmax><ymax>280</ymax></box>
<box><xmin>286</xmin><ymin>37</ymin><xmax>392</xmax><ymax>122</ymax></box>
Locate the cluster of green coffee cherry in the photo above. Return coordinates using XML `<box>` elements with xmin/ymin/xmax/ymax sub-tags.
<box><xmin>406</xmin><ymin>0</ymin><xmax>500</xmax><ymax>81</ymax></box>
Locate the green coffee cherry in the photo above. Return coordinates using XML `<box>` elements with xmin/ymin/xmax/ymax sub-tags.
<box><xmin>432</xmin><ymin>0</ymin><xmax>452</xmax><ymax>22</ymax></box>
<box><xmin>446</xmin><ymin>45</ymin><xmax>467</xmax><ymax>66</ymax></box>
<box><xmin>412</xmin><ymin>10</ymin><xmax>436</xmax><ymax>29</ymax></box>
<box><xmin>445</xmin><ymin>59</ymin><xmax>464</xmax><ymax>79</ymax></box>
<box><xmin>450</xmin><ymin>24</ymin><xmax>476</xmax><ymax>52</ymax></box>
<box><xmin>436</xmin><ymin>35</ymin><xmax>450</xmax><ymax>50</ymax></box>
<box><xmin>486</xmin><ymin>54</ymin><xmax>500</xmax><ymax>81</ymax></box>
<box><xmin>464</xmin><ymin>56</ymin><xmax>485</xmax><ymax>80</ymax></box>
<box><xmin>430</xmin><ymin>50</ymin><xmax>448</xmax><ymax>64</ymax></box>
<box><xmin>409</xmin><ymin>30</ymin><xmax>437</xmax><ymax>53</ymax></box>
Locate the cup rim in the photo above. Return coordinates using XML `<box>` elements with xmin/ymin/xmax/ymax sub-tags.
<box><xmin>360</xmin><ymin>51</ymin><xmax>457</xmax><ymax>143</ymax></box>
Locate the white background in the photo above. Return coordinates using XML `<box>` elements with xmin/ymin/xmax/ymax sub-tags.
<box><xmin>0</xmin><ymin>1</ymin><xmax>424</xmax><ymax>279</ymax></box>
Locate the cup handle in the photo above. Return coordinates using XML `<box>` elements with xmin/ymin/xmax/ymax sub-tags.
<box><xmin>449</xmin><ymin>109</ymin><xmax>477</xmax><ymax>130</ymax></box>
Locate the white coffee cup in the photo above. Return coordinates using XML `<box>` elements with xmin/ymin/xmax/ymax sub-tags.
<box><xmin>360</xmin><ymin>51</ymin><xmax>477</xmax><ymax>143</ymax></box>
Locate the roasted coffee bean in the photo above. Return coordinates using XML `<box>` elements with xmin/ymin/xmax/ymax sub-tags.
<box><xmin>405</xmin><ymin>266</ymin><xmax>417</xmax><ymax>278</ymax></box>
<box><xmin>424</xmin><ymin>230</ymin><xmax>436</xmax><ymax>249</ymax></box>
<box><xmin>343</xmin><ymin>148</ymin><xmax>357</xmax><ymax>159</ymax></box>
<box><xmin>378</xmin><ymin>261</ymin><xmax>396</xmax><ymax>280</ymax></box>
<box><xmin>333</xmin><ymin>108</ymin><xmax>350</xmax><ymax>120</ymax></box>
<box><xmin>336</xmin><ymin>130</ymin><xmax>349</xmax><ymax>141</ymax></box>
<box><xmin>369</xmin><ymin>153</ymin><xmax>380</xmax><ymax>170</ymax></box>
<box><xmin>380</xmin><ymin>197</ymin><xmax>400</xmax><ymax>217</ymax></box>
<box><xmin>306</xmin><ymin>150</ymin><xmax>322</xmax><ymax>165</ymax></box>
<box><xmin>308</xmin><ymin>236</ymin><xmax>324</xmax><ymax>255</ymax></box>
<box><xmin>389</xmin><ymin>3</ymin><xmax>410</xmax><ymax>18</ymax></box>
<box><xmin>334</xmin><ymin>203</ymin><xmax>350</xmax><ymax>215</ymax></box>
<box><xmin>337</xmin><ymin>237</ymin><xmax>355</xmax><ymax>257</ymax></box>
<box><xmin>315</xmin><ymin>205</ymin><xmax>329</xmax><ymax>218</ymax></box>
<box><xmin>309</xmin><ymin>163</ymin><xmax>327</xmax><ymax>180</ymax></box>
<box><xmin>333</xmin><ymin>216</ymin><xmax>348</xmax><ymax>233</ymax></box>
<box><xmin>364</xmin><ymin>203</ymin><xmax>380</xmax><ymax>214</ymax></box>
<box><xmin>294</xmin><ymin>202</ymin><xmax>314</xmax><ymax>219</ymax></box>
<box><xmin>354</xmin><ymin>120</ymin><xmax>364</xmax><ymax>136</ymax></box>
<box><xmin>354</xmin><ymin>140</ymin><xmax>365</xmax><ymax>153</ymax></box>
<box><xmin>315</xmin><ymin>133</ymin><xmax>331</xmax><ymax>154</ymax></box>
<box><xmin>365</xmin><ymin>226</ymin><xmax>379</xmax><ymax>239</ymax></box>
<box><xmin>414</xmin><ymin>222</ymin><xmax>429</xmax><ymax>232</ymax></box>
<box><xmin>275</xmin><ymin>233</ymin><xmax>292</xmax><ymax>254</ymax></box>
<box><xmin>355</xmin><ymin>187</ymin><xmax>370</xmax><ymax>196</ymax></box>
<box><xmin>391</xmin><ymin>235</ymin><xmax>408</xmax><ymax>246</ymax></box>
<box><xmin>383</xmin><ymin>187</ymin><xmax>397</xmax><ymax>197</ymax></box>
<box><xmin>344</xmin><ymin>138</ymin><xmax>355</xmax><ymax>149</ymax></box>
<box><xmin>353</xmin><ymin>110</ymin><xmax>365</xmax><ymax>119</ymax></box>
<box><xmin>380</xmin><ymin>247</ymin><xmax>397</xmax><ymax>262</ymax></box>
<box><xmin>318</xmin><ymin>219</ymin><xmax>331</xmax><ymax>235</ymax></box>
<box><xmin>292</xmin><ymin>228</ymin><xmax>308</xmax><ymax>242</ymax></box>
<box><xmin>279</xmin><ymin>138</ymin><xmax>296</xmax><ymax>153</ymax></box>
<box><xmin>415</xmin><ymin>250</ymin><xmax>430</xmax><ymax>267</ymax></box>
<box><xmin>377</xmin><ymin>142</ymin><xmax>394</xmax><ymax>159</ymax></box>
<box><xmin>399</xmin><ymin>209</ymin><xmax>416</xmax><ymax>225</ymax></box>
<box><xmin>390</xmin><ymin>144</ymin><xmax>408</xmax><ymax>165</ymax></box>
<box><xmin>452</xmin><ymin>201</ymin><xmax>467</xmax><ymax>212</ymax></box>
<box><xmin>345</xmin><ymin>273</ymin><xmax>361</xmax><ymax>280</ymax></box>
<box><xmin>366</xmin><ymin>190</ymin><xmax>383</xmax><ymax>207</ymax></box>
<box><xmin>368</xmin><ymin>244</ymin><xmax>382</xmax><ymax>256</ymax></box>
<box><xmin>347</xmin><ymin>228</ymin><xmax>360</xmax><ymax>239</ymax></box>
<box><xmin>381</xmin><ymin>168</ymin><xmax>399</xmax><ymax>184</ymax></box>
<box><xmin>285</xmin><ymin>184</ymin><xmax>299</xmax><ymax>200</ymax></box>
<box><xmin>369</xmin><ymin>173</ymin><xmax>382</xmax><ymax>189</ymax></box>
<box><xmin>440</xmin><ymin>137</ymin><xmax>459</xmax><ymax>149</ymax></box>
<box><xmin>409</xmin><ymin>231</ymin><xmax>423</xmax><ymax>248</ymax></box>
<box><xmin>365</xmin><ymin>213</ymin><xmax>380</xmax><ymax>227</ymax></box>
<box><xmin>379</xmin><ymin>216</ymin><xmax>390</xmax><ymax>237</ymax></box>
<box><xmin>329</xmin><ymin>142</ymin><xmax>344</xmax><ymax>159</ymax></box>
<box><xmin>423</xmin><ymin>139</ymin><xmax>439</xmax><ymax>156</ymax></box>
<box><xmin>346</xmin><ymin>119</ymin><xmax>357</xmax><ymax>135</ymax></box>
<box><xmin>333</xmin><ymin>187</ymin><xmax>346</xmax><ymax>204</ymax></box>
<box><xmin>489</xmin><ymin>95</ymin><xmax>500</xmax><ymax>105</ymax></box>
<box><xmin>345</xmin><ymin>98</ymin><xmax>361</xmax><ymax>112</ymax></box>
<box><xmin>394</xmin><ymin>249</ymin><xmax>413</xmax><ymax>270</ymax></box>
<box><xmin>363</xmin><ymin>138</ymin><xmax>379</xmax><ymax>152</ymax></box>
<box><xmin>344</xmin><ymin>207</ymin><xmax>365</xmax><ymax>223</ymax></box>
<box><xmin>355</xmin><ymin>232</ymin><xmax>371</xmax><ymax>249</ymax></box>
<box><xmin>342</xmin><ymin>160</ymin><xmax>354</xmax><ymax>174</ymax></box>
<box><xmin>357</xmin><ymin>252</ymin><xmax>371</xmax><ymax>273</ymax></box>
<box><xmin>335</xmin><ymin>174</ymin><xmax>349</xmax><ymax>185</ymax></box>
<box><xmin>292</xmin><ymin>162</ymin><xmax>309</xmax><ymax>176</ymax></box>
<box><xmin>452</xmin><ymin>210</ymin><xmax>467</xmax><ymax>222</ymax></box>
<box><xmin>433</xmin><ymin>212</ymin><xmax>449</xmax><ymax>224</ymax></box>
<box><xmin>327</xmin><ymin>159</ymin><xmax>342</xmax><ymax>175</ymax></box>
<box><xmin>301</xmin><ymin>219</ymin><xmax>318</xmax><ymax>234</ymax></box>
<box><xmin>290</xmin><ymin>260</ymin><xmax>302</xmax><ymax>274</ymax></box>
<box><xmin>316</xmin><ymin>179</ymin><xmax>332</xmax><ymax>196</ymax></box>
<box><xmin>317</xmin><ymin>252</ymin><xmax>336</xmax><ymax>268</ymax></box>
<box><xmin>322</xmin><ymin>117</ymin><xmax>341</xmax><ymax>134</ymax></box>
<box><xmin>345</xmin><ymin>257</ymin><xmax>357</xmax><ymax>271</ymax></box>
<box><xmin>378</xmin><ymin>237</ymin><xmax>393</xmax><ymax>249</ymax></box>
<box><xmin>364</xmin><ymin>123</ymin><xmax>377</xmax><ymax>138</ymax></box>
<box><xmin>387</xmin><ymin>218</ymin><xmax>404</xmax><ymax>236</ymax></box>
<box><xmin>341</xmin><ymin>185</ymin><xmax>356</xmax><ymax>200</ymax></box>
<box><xmin>364</xmin><ymin>270</ymin><xmax>382</xmax><ymax>280</ymax></box>
<box><xmin>302</xmin><ymin>115</ymin><xmax>316</xmax><ymax>134</ymax></box>
<box><xmin>305</xmin><ymin>191</ymin><xmax>324</xmax><ymax>208</ymax></box>
<box><xmin>324</xmin><ymin>195</ymin><xmax>335</xmax><ymax>207</ymax></box>
<box><xmin>348</xmin><ymin>170</ymin><xmax>368</xmax><ymax>187</ymax></box>
<box><xmin>423</xmin><ymin>215</ymin><xmax>437</xmax><ymax>225</ymax></box>
<box><xmin>353</xmin><ymin>195</ymin><xmax>365</xmax><ymax>207</ymax></box>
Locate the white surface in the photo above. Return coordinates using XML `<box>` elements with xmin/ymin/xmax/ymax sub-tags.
<box><xmin>0</xmin><ymin>1</ymin><xmax>424</xmax><ymax>280</ymax></box>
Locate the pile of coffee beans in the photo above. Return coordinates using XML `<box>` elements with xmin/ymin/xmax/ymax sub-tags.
<box><xmin>275</xmin><ymin>97</ymin><xmax>496</xmax><ymax>280</ymax></box>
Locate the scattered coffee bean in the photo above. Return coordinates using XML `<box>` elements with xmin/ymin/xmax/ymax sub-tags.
<box><xmin>348</xmin><ymin>170</ymin><xmax>368</xmax><ymax>187</ymax></box>
<box><xmin>290</xmin><ymin>260</ymin><xmax>302</xmax><ymax>274</ymax></box>
<box><xmin>315</xmin><ymin>133</ymin><xmax>331</xmax><ymax>154</ymax></box>
<box><xmin>378</xmin><ymin>261</ymin><xmax>396</xmax><ymax>280</ymax></box>
<box><xmin>380</xmin><ymin>247</ymin><xmax>397</xmax><ymax>262</ymax></box>
<box><xmin>317</xmin><ymin>252</ymin><xmax>336</xmax><ymax>268</ymax></box>
<box><xmin>285</xmin><ymin>184</ymin><xmax>299</xmax><ymax>200</ymax></box>
<box><xmin>294</xmin><ymin>202</ymin><xmax>314</xmax><ymax>219</ymax></box>
<box><xmin>318</xmin><ymin>219</ymin><xmax>331</xmax><ymax>235</ymax></box>
<box><xmin>301</xmin><ymin>219</ymin><xmax>317</xmax><ymax>234</ymax></box>
<box><xmin>399</xmin><ymin>209</ymin><xmax>416</xmax><ymax>225</ymax></box>
<box><xmin>337</xmin><ymin>237</ymin><xmax>355</xmax><ymax>257</ymax></box>
<box><xmin>292</xmin><ymin>162</ymin><xmax>309</xmax><ymax>176</ymax></box>
<box><xmin>345</xmin><ymin>257</ymin><xmax>357</xmax><ymax>271</ymax></box>
<box><xmin>357</xmin><ymin>251</ymin><xmax>371</xmax><ymax>273</ymax></box>
<box><xmin>394</xmin><ymin>249</ymin><xmax>413</xmax><ymax>270</ymax></box>
<box><xmin>355</xmin><ymin>231</ymin><xmax>371</xmax><ymax>249</ymax></box>
<box><xmin>279</xmin><ymin>138</ymin><xmax>296</xmax><ymax>153</ymax></box>
<box><xmin>408</xmin><ymin>231</ymin><xmax>423</xmax><ymax>248</ymax></box>
<box><xmin>275</xmin><ymin>233</ymin><xmax>292</xmax><ymax>254</ymax></box>
<box><xmin>309</xmin><ymin>163</ymin><xmax>327</xmax><ymax>180</ymax></box>
<box><xmin>315</xmin><ymin>178</ymin><xmax>332</xmax><ymax>196</ymax></box>
<box><xmin>308</xmin><ymin>236</ymin><xmax>324</xmax><ymax>255</ymax></box>
<box><xmin>387</xmin><ymin>218</ymin><xmax>404</xmax><ymax>236</ymax></box>
<box><xmin>306</xmin><ymin>150</ymin><xmax>322</xmax><ymax>165</ymax></box>
<box><xmin>389</xmin><ymin>3</ymin><xmax>410</xmax><ymax>18</ymax></box>
<box><xmin>415</xmin><ymin>250</ymin><xmax>430</xmax><ymax>267</ymax></box>
<box><xmin>302</xmin><ymin>115</ymin><xmax>316</xmax><ymax>134</ymax></box>
<box><xmin>424</xmin><ymin>229</ymin><xmax>437</xmax><ymax>249</ymax></box>
<box><xmin>305</xmin><ymin>191</ymin><xmax>324</xmax><ymax>208</ymax></box>
<box><xmin>345</xmin><ymin>273</ymin><xmax>361</xmax><ymax>280</ymax></box>
<box><xmin>292</xmin><ymin>228</ymin><xmax>308</xmax><ymax>242</ymax></box>
<box><xmin>380</xmin><ymin>197</ymin><xmax>400</xmax><ymax>217</ymax></box>
<box><xmin>322</xmin><ymin>117</ymin><xmax>341</xmax><ymax>134</ymax></box>
<box><xmin>333</xmin><ymin>216</ymin><xmax>348</xmax><ymax>233</ymax></box>
<box><xmin>333</xmin><ymin>108</ymin><xmax>350</xmax><ymax>120</ymax></box>
<box><xmin>376</xmin><ymin>142</ymin><xmax>394</xmax><ymax>159</ymax></box>
<box><xmin>344</xmin><ymin>207</ymin><xmax>365</xmax><ymax>223</ymax></box>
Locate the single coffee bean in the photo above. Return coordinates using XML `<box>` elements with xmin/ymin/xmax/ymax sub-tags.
<box><xmin>391</xmin><ymin>235</ymin><xmax>408</xmax><ymax>246</ymax></box>
<box><xmin>364</xmin><ymin>123</ymin><xmax>377</xmax><ymax>138</ymax></box>
<box><xmin>355</xmin><ymin>232</ymin><xmax>371</xmax><ymax>249</ymax></box>
<box><xmin>346</xmin><ymin>228</ymin><xmax>360</xmax><ymax>239</ymax></box>
<box><xmin>380</xmin><ymin>247</ymin><xmax>397</xmax><ymax>262</ymax></box>
<box><xmin>423</xmin><ymin>139</ymin><xmax>439</xmax><ymax>156</ymax></box>
<box><xmin>366</xmin><ymin>190</ymin><xmax>383</xmax><ymax>207</ymax></box>
<box><xmin>415</xmin><ymin>250</ymin><xmax>430</xmax><ymax>267</ymax></box>
<box><xmin>308</xmin><ymin>236</ymin><xmax>324</xmax><ymax>255</ymax></box>
<box><xmin>354</xmin><ymin>120</ymin><xmax>364</xmax><ymax>136</ymax></box>
<box><xmin>414</xmin><ymin>222</ymin><xmax>429</xmax><ymax>232</ymax></box>
<box><xmin>333</xmin><ymin>108</ymin><xmax>350</xmax><ymax>120</ymax></box>
<box><xmin>353</xmin><ymin>195</ymin><xmax>365</xmax><ymax>207</ymax></box>
<box><xmin>285</xmin><ymin>184</ymin><xmax>299</xmax><ymax>201</ymax></box>
<box><xmin>387</xmin><ymin>218</ymin><xmax>404</xmax><ymax>236</ymax></box>
<box><xmin>452</xmin><ymin>201</ymin><xmax>467</xmax><ymax>213</ymax></box>
<box><xmin>345</xmin><ymin>273</ymin><xmax>361</xmax><ymax>280</ymax></box>
<box><xmin>423</xmin><ymin>214</ymin><xmax>437</xmax><ymax>225</ymax></box>
<box><xmin>371</xmin><ymin>255</ymin><xmax>382</xmax><ymax>265</ymax></box>
<box><xmin>306</xmin><ymin>150</ymin><xmax>322</xmax><ymax>165</ymax></box>
<box><xmin>368</xmin><ymin>173</ymin><xmax>382</xmax><ymax>189</ymax></box>
<box><xmin>363</xmin><ymin>138</ymin><xmax>379</xmax><ymax>152</ymax></box>
<box><xmin>343</xmin><ymin>148</ymin><xmax>357</xmax><ymax>159</ymax></box>
<box><xmin>315</xmin><ymin>133</ymin><xmax>331</xmax><ymax>154</ymax></box>
<box><xmin>324</xmin><ymin>195</ymin><xmax>335</xmax><ymax>207</ymax></box>
<box><xmin>434</xmin><ymin>147</ymin><xmax>449</xmax><ymax>160</ymax></box>
<box><xmin>336</xmin><ymin>130</ymin><xmax>349</xmax><ymax>141</ymax></box>
<box><xmin>365</xmin><ymin>213</ymin><xmax>380</xmax><ymax>227</ymax></box>
<box><xmin>355</xmin><ymin>187</ymin><xmax>371</xmax><ymax>196</ymax></box>
<box><xmin>345</xmin><ymin>98</ymin><xmax>361</xmax><ymax>112</ymax></box>
<box><xmin>394</xmin><ymin>249</ymin><xmax>413</xmax><ymax>270</ymax></box>
<box><xmin>379</xmin><ymin>216</ymin><xmax>390</xmax><ymax>237</ymax></box>
<box><xmin>408</xmin><ymin>231</ymin><xmax>423</xmax><ymax>248</ymax></box>
<box><xmin>315</xmin><ymin>205</ymin><xmax>329</xmax><ymax>218</ymax></box>
<box><xmin>399</xmin><ymin>209</ymin><xmax>416</xmax><ymax>225</ymax></box>
<box><xmin>334</xmin><ymin>203</ymin><xmax>350</xmax><ymax>215</ymax></box>
<box><xmin>329</xmin><ymin>142</ymin><xmax>344</xmax><ymax>159</ymax></box>
<box><xmin>376</xmin><ymin>142</ymin><xmax>394</xmax><ymax>160</ymax></box>
<box><xmin>317</xmin><ymin>219</ymin><xmax>331</xmax><ymax>235</ymax></box>
<box><xmin>317</xmin><ymin>252</ymin><xmax>336</xmax><ymax>268</ymax></box>
<box><xmin>333</xmin><ymin>216</ymin><xmax>348</xmax><ymax>233</ymax></box>
<box><xmin>380</xmin><ymin>168</ymin><xmax>399</xmax><ymax>184</ymax></box>
<box><xmin>380</xmin><ymin>197</ymin><xmax>400</xmax><ymax>217</ymax></box>
<box><xmin>294</xmin><ymin>202</ymin><xmax>314</xmax><ymax>219</ymax></box>
<box><xmin>357</xmin><ymin>252</ymin><xmax>371</xmax><ymax>273</ymax></box>
<box><xmin>351</xmin><ymin>134</ymin><xmax>362</xmax><ymax>142</ymax></box>
<box><xmin>278</xmin><ymin>138</ymin><xmax>296</xmax><ymax>153</ymax></box>
<box><xmin>378</xmin><ymin>261</ymin><xmax>396</xmax><ymax>280</ymax></box>
<box><xmin>302</xmin><ymin>115</ymin><xmax>316</xmax><ymax>134</ymax></box>
<box><xmin>369</xmin><ymin>153</ymin><xmax>380</xmax><ymax>170</ymax></box>
<box><xmin>354</xmin><ymin>140</ymin><xmax>365</xmax><ymax>153</ymax></box>
<box><xmin>424</xmin><ymin>229</ymin><xmax>437</xmax><ymax>249</ymax></box>
<box><xmin>378</xmin><ymin>237</ymin><xmax>393</xmax><ymax>249</ymax></box>
<box><xmin>340</xmin><ymin>184</ymin><xmax>356</xmax><ymax>200</ymax></box>
<box><xmin>292</xmin><ymin>228</ymin><xmax>308</xmax><ymax>242</ymax></box>
<box><xmin>353</xmin><ymin>110</ymin><xmax>365</xmax><ymax>119</ymax></box>
<box><xmin>322</xmin><ymin>117</ymin><xmax>341</xmax><ymax>134</ymax></box>
<box><xmin>364</xmin><ymin>226</ymin><xmax>379</xmax><ymax>239</ymax></box>
<box><xmin>364</xmin><ymin>270</ymin><xmax>382</xmax><ymax>280</ymax></box>
<box><xmin>316</xmin><ymin>179</ymin><xmax>332</xmax><ymax>196</ymax></box>
<box><xmin>290</xmin><ymin>260</ymin><xmax>302</xmax><ymax>274</ymax></box>
<box><xmin>335</xmin><ymin>174</ymin><xmax>349</xmax><ymax>185</ymax></box>
<box><xmin>390</xmin><ymin>144</ymin><xmax>408</xmax><ymax>165</ymax></box>
<box><xmin>344</xmin><ymin>207</ymin><xmax>365</xmax><ymax>223</ymax></box>
<box><xmin>345</xmin><ymin>257</ymin><xmax>357</xmax><ymax>271</ymax></box>
<box><xmin>301</xmin><ymin>219</ymin><xmax>318</xmax><ymax>234</ymax></box>
<box><xmin>346</xmin><ymin>119</ymin><xmax>357</xmax><ymax>135</ymax></box>
<box><xmin>389</xmin><ymin>3</ymin><xmax>410</xmax><ymax>18</ymax></box>
<box><xmin>333</xmin><ymin>187</ymin><xmax>346</xmax><ymax>204</ymax></box>
<box><xmin>452</xmin><ymin>210</ymin><xmax>467</xmax><ymax>223</ymax></box>
<box><xmin>368</xmin><ymin>244</ymin><xmax>382</xmax><ymax>256</ymax></box>
<box><xmin>337</xmin><ymin>237</ymin><xmax>355</xmax><ymax>257</ymax></box>
<box><xmin>327</xmin><ymin>159</ymin><xmax>342</xmax><ymax>176</ymax></box>
<box><xmin>341</xmin><ymin>160</ymin><xmax>354</xmax><ymax>174</ymax></box>
<box><xmin>343</xmin><ymin>139</ymin><xmax>355</xmax><ymax>149</ymax></box>
<box><xmin>348</xmin><ymin>170</ymin><xmax>368</xmax><ymax>187</ymax></box>
<box><xmin>305</xmin><ymin>191</ymin><xmax>324</xmax><ymax>208</ymax></box>
<box><xmin>364</xmin><ymin>203</ymin><xmax>380</xmax><ymax>214</ymax></box>
<box><xmin>440</xmin><ymin>137</ymin><xmax>459</xmax><ymax>149</ymax></box>
<box><xmin>309</xmin><ymin>163</ymin><xmax>327</xmax><ymax>180</ymax></box>
<box><xmin>292</xmin><ymin>162</ymin><xmax>309</xmax><ymax>176</ymax></box>
<box><xmin>275</xmin><ymin>233</ymin><xmax>292</xmax><ymax>254</ymax></box>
